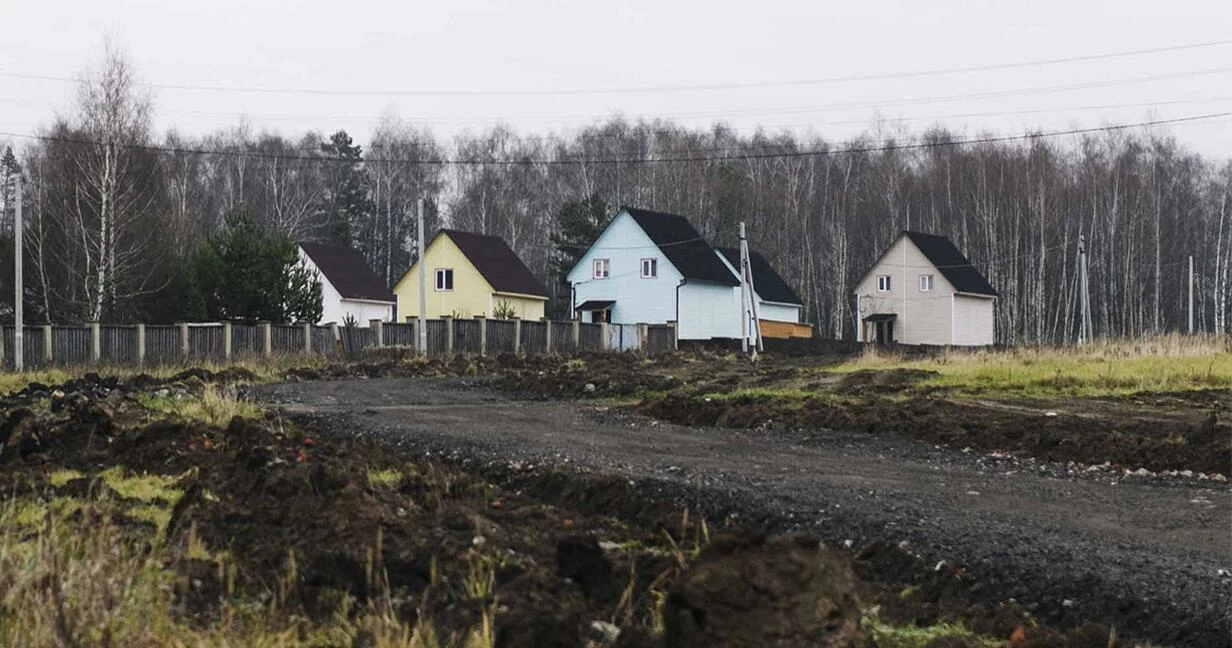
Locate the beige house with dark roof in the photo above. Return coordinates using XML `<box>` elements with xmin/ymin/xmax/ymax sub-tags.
<box><xmin>853</xmin><ymin>231</ymin><xmax>997</xmax><ymax>346</ymax></box>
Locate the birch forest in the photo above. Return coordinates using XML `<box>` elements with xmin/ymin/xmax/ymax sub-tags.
<box><xmin>1</xmin><ymin>48</ymin><xmax>1230</xmax><ymax>343</ymax></box>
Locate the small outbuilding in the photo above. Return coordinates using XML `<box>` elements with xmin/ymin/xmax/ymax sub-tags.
<box><xmin>394</xmin><ymin>229</ymin><xmax>548</xmax><ymax>321</ymax></box>
<box><xmin>853</xmin><ymin>231</ymin><xmax>997</xmax><ymax>346</ymax></box>
<box><xmin>298</xmin><ymin>242</ymin><xmax>397</xmax><ymax>325</ymax></box>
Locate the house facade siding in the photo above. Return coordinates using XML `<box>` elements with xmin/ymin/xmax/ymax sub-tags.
<box><xmin>394</xmin><ymin>235</ymin><xmax>546</xmax><ymax>321</ymax></box>
<box><xmin>298</xmin><ymin>248</ymin><xmax>395</xmax><ymax>325</ymax></box>
<box><xmin>568</xmin><ymin>211</ymin><xmax>684</xmax><ymax>328</ymax></box>
<box><xmin>952</xmin><ymin>294</ymin><xmax>995</xmax><ymax>346</ymax></box>
<box><xmin>853</xmin><ymin>236</ymin><xmax>958</xmax><ymax>345</ymax></box>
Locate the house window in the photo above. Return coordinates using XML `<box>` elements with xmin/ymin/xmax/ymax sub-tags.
<box><xmin>919</xmin><ymin>274</ymin><xmax>934</xmax><ymax>292</ymax></box>
<box><xmin>640</xmin><ymin>258</ymin><xmax>658</xmax><ymax>278</ymax></box>
<box><xmin>877</xmin><ymin>275</ymin><xmax>892</xmax><ymax>292</ymax></box>
<box><xmin>434</xmin><ymin>268</ymin><xmax>454</xmax><ymax>291</ymax></box>
<box><xmin>593</xmin><ymin>258</ymin><xmax>611</xmax><ymax>279</ymax></box>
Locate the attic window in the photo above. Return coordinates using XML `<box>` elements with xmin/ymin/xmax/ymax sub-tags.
<box><xmin>434</xmin><ymin>268</ymin><xmax>454</xmax><ymax>291</ymax></box>
<box><xmin>877</xmin><ymin>275</ymin><xmax>892</xmax><ymax>292</ymax></box>
<box><xmin>641</xmin><ymin>258</ymin><xmax>658</xmax><ymax>278</ymax></box>
<box><xmin>919</xmin><ymin>274</ymin><xmax>934</xmax><ymax>292</ymax></box>
<box><xmin>593</xmin><ymin>258</ymin><xmax>610</xmax><ymax>279</ymax></box>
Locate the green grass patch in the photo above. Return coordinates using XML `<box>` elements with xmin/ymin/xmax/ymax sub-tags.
<box><xmin>863</xmin><ymin>611</ymin><xmax>1000</xmax><ymax>648</ymax></box>
<box><xmin>98</xmin><ymin>467</ymin><xmax>184</xmax><ymax>505</ymax></box>
<box><xmin>366</xmin><ymin>468</ymin><xmax>403</xmax><ymax>489</ymax></box>
<box><xmin>47</xmin><ymin>469</ymin><xmax>84</xmax><ymax>487</ymax></box>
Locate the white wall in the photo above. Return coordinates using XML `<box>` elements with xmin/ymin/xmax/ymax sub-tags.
<box><xmin>677</xmin><ymin>282</ymin><xmax>743</xmax><ymax>340</ymax></box>
<box><xmin>759</xmin><ymin>302</ymin><xmax>801</xmax><ymax>324</ymax></box>
<box><xmin>568</xmin><ymin>211</ymin><xmax>684</xmax><ymax>327</ymax></box>
<box><xmin>952</xmin><ymin>295</ymin><xmax>995</xmax><ymax>345</ymax></box>
<box><xmin>299</xmin><ymin>248</ymin><xmax>395</xmax><ymax>325</ymax></box>
<box><xmin>853</xmin><ymin>236</ymin><xmax>956</xmax><ymax>345</ymax></box>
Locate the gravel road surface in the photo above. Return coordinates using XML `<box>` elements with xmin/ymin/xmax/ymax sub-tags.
<box><xmin>257</xmin><ymin>377</ymin><xmax>1231</xmax><ymax>647</ymax></box>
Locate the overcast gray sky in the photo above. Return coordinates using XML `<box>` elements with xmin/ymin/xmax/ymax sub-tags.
<box><xmin>2</xmin><ymin>0</ymin><xmax>1230</xmax><ymax>156</ymax></box>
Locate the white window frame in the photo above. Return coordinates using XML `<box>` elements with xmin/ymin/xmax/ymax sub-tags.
<box><xmin>919</xmin><ymin>274</ymin><xmax>934</xmax><ymax>292</ymax></box>
<box><xmin>877</xmin><ymin>275</ymin><xmax>892</xmax><ymax>292</ymax></box>
<box><xmin>434</xmin><ymin>268</ymin><xmax>454</xmax><ymax>292</ymax></box>
<box><xmin>593</xmin><ymin>258</ymin><xmax>611</xmax><ymax>279</ymax></box>
<box><xmin>640</xmin><ymin>257</ymin><xmax>658</xmax><ymax>278</ymax></box>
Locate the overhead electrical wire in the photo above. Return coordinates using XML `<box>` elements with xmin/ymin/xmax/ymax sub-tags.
<box><xmin>1</xmin><ymin>38</ymin><xmax>1228</xmax><ymax>96</ymax></box>
<box><xmin>3</xmin><ymin>112</ymin><xmax>1226</xmax><ymax>166</ymax></box>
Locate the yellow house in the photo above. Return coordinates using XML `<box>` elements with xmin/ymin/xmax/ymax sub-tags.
<box><xmin>394</xmin><ymin>229</ymin><xmax>548</xmax><ymax>320</ymax></box>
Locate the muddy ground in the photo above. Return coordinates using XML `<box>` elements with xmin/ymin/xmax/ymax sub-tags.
<box><xmin>0</xmin><ymin>367</ymin><xmax>1151</xmax><ymax>647</ymax></box>
<box><xmin>262</xmin><ymin>374</ymin><xmax>1231</xmax><ymax>648</ymax></box>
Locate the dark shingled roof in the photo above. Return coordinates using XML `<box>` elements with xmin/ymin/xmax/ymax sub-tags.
<box><xmin>903</xmin><ymin>231</ymin><xmax>998</xmax><ymax>297</ymax></box>
<box><xmin>623</xmin><ymin>207</ymin><xmax>739</xmax><ymax>285</ymax></box>
<box><xmin>299</xmin><ymin>242</ymin><xmax>395</xmax><ymax>302</ymax></box>
<box><xmin>440</xmin><ymin>229</ymin><xmax>548</xmax><ymax>298</ymax></box>
<box><xmin>716</xmin><ymin>247</ymin><xmax>803</xmax><ymax>305</ymax></box>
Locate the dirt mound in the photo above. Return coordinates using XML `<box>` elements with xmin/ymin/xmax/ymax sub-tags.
<box><xmin>497</xmin><ymin>354</ymin><xmax>681</xmax><ymax>399</ymax></box>
<box><xmin>640</xmin><ymin>393</ymin><xmax>1232</xmax><ymax>476</ymax></box>
<box><xmin>663</xmin><ymin>534</ymin><xmax>869</xmax><ymax>647</ymax></box>
<box><xmin>834</xmin><ymin>368</ymin><xmax>938</xmax><ymax>395</ymax></box>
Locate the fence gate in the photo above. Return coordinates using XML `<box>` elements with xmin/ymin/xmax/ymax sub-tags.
<box><xmin>608</xmin><ymin>324</ymin><xmax>640</xmax><ymax>352</ymax></box>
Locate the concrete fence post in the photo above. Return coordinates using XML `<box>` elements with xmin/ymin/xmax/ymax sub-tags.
<box><xmin>572</xmin><ymin>319</ymin><xmax>580</xmax><ymax>350</ymax></box>
<box><xmin>223</xmin><ymin>322</ymin><xmax>233</xmax><ymax>361</ymax></box>
<box><xmin>637</xmin><ymin>323</ymin><xmax>649</xmax><ymax>351</ymax></box>
<box><xmin>444</xmin><ymin>317</ymin><xmax>454</xmax><ymax>355</ymax></box>
<box><xmin>43</xmin><ymin>324</ymin><xmax>53</xmax><ymax>365</ymax></box>
<box><xmin>261</xmin><ymin>322</ymin><xmax>273</xmax><ymax>358</ymax></box>
<box><xmin>668</xmin><ymin>320</ymin><xmax>678</xmax><ymax>350</ymax></box>
<box><xmin>329</xmin><ymin>323</ymin><xmax>340</xmax><ymax>354</ymax></box>
<box><xmin>543</xmin><ymin>318</ymin><xmax>552</xmax><ymax>353</ymax></box>
<box><xmin>513</xmin><ymin>318</ymin><xmax>522</xmax><ymax>356</ymax></box>
<box><xmin>136</xmin><ymin>324</ymin><xmax>146</xmax><ymax>367</ymax></box>
<box><xmin>370</xmin><ymin>319</ymin><xmax>384</xmax><ymax>347</ymax></box>
<box><xmin>0</xmin><ymin>325</ymin><xmax>5</xmax><ymax>365</ymax></box>
<box><xmin>178</xmin><ymin>322</ymin><xmax>190</xmax><ymax>360</ymax></box>
<box><xmin>600</xmin><ymin>322</ymin><xmax>610</xmax><ymax>350</ymax></box>
<box><xmin>89</xmin><ymin>322</ymin><xmax>100</xmax><ymax>363</ymax></box>
<box><xmin>303</xmin><ymin>322</ymin><xmax>312</xmax><ymax>354</ymax></box>
<box><xmin>476</xmin><ymin>316</ymin><xmax>487</xmax><ymax>356</ymax></box>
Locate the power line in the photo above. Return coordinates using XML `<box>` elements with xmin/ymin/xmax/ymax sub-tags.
<box><xmin>2</xmin><ymin>39</ymin><xmax>1228</xmax><ymax>97</ymax></box>
<box><xmin>2</xmin><ymin>111</ymin><xmax>1227</xmax><ymax>167</ymax></box>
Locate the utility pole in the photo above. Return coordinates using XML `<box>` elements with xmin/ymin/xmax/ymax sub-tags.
<box><xmin>1188</xmin><ymin>255</ymin><xmax>1195</xmax><ymax>334</ymax></box>
<box><xmin>13</xmin><ymin>175</ymin><xmax>22</xmax><ymax>371</ymax></box>
<box><xmin>738</xmin><ymin>222</ymin><xmax>763</xmax><ymax>357</ymax></box>
<box><xmin>416</xmin><ymin>198</ymin><xmax>427</xmax><ymax>353</ymax></box>
<box><xmin>1077</xmin><ymin>234</ymin><xmax>1092</xmax><ymax>345</ymax></box>
<box><xmin>739</xmin><ymin>223</ymin><xmax>748</xmax><ymax>355</ymax></box>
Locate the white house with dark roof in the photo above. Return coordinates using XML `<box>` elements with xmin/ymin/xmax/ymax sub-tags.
<box><xmin>298</xmin><ymin>242</ymin><xmax>397</xmax><ymax>325</ymax></box>
<box><xmin>566</xmin><ymin>207</ymin><xmax>805</xmax><ymax>340</ymax></box>
<box><xmin>853</xmin><ymin>231</ymin><xmax>997</xmax><ymax>346</ymax></box>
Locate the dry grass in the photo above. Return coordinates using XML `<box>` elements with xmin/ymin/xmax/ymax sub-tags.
<box><xmin>0</xmin><ymin>355</ymin><xmax>328</xmax><ymax>396</ymax></box>
<box><xmin>137</xmin><ymin>384</ymin><xmax>264</xmax><ymax>426</ymax></box>
<box><xmin>839</xmin><ymin>334</ymin><xmax>1232</xmax><ymax>397</ymax></box>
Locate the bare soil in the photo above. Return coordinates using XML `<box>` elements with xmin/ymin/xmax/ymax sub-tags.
<box><xmin>260</xmin><ymin>375</ymin><xmax>1231</xmax><ymax>647</ymax></box>
<box><xmin>1</xmin><ymin>368</ymin><xmax>1113</xmax><ymax>647</ymax></box>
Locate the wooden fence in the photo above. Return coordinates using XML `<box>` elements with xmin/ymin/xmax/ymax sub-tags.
<box><xmin>0</xmin><ymin>317</ymin><xmax>678</xmax><ymax>370</ymax></box>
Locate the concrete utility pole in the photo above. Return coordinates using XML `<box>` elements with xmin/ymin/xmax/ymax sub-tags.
<box><xmin>738</xmin><ymin>222</ymin><xmax>763</xmax><ymax>357</ymax></box>
<box><xmin>13</xmin><ymin>175</ymin><xmax>22</xmax><ymax>371</ymax></box>
<box><xmin>1188</xmin><ymin>255</ymin><xmax>1195</xmax><ymax>334</ymax></box>
<box><xmin>417</xmin><ymin>198</ymin><xmax>428</xmax><ymax>353</ymax></box>
<box><xmin>1077</xmin><ymin>234</ymin><xmax>1092</xmax><ymax>345</ymax></box>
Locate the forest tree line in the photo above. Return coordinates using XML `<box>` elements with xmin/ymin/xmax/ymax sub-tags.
<box><xmin>1</xmin><ymin>48</ymin><xmax>1229</xmax><ymax>343</ymax></box>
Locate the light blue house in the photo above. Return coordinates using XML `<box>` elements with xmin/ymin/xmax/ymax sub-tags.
<box><xmin>566</xmin><ymin>207</ymin><xmax>804</xmax><ymax>341</ymax></box>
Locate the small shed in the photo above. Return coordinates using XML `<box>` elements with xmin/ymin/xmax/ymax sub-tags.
<box><xmin>298</xmin><ymin>243</ymin><xmax>396</xmax><ymax>325</ymax></box>
<box><xmin>853</xmin><ymin>231</ymin><xmax>997</xmax><ymax>346</ymax></box>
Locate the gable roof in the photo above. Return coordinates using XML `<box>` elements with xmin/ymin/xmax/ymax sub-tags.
<box><xmin>299</xmin><ymin>242</ymin><xmax>395</xmax><ymax>302</ymax></box>
<box><xmin>895</xmin><ymin>232</ymin><xmax>997</xmax><ymax>296</ymax></box>
<box><xmin>440</xmin><ymin>229</ymin><xmax>548</xmax><ymax>298</ymax></box>
<box><xmin>623</xmin><ymin>207</ymin><xmax>739</xmax><ymax>285</ymax></box>
<box><xmin>715</xmin><ymin>247</ymin><xmax>803</xmax><ymax>305</ymax></box>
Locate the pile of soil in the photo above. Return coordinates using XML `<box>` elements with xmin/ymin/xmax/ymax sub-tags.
<box><xmin>640</xmin><ymin>393</ymin><xmax>1232</xmax><ymax>476</ymax></box>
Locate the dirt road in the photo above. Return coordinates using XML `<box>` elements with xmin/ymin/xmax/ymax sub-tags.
<box><xmin>259</xmin><ymin>377</ymin><xmax>1231</xmax><ymax>647</ymax></box>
